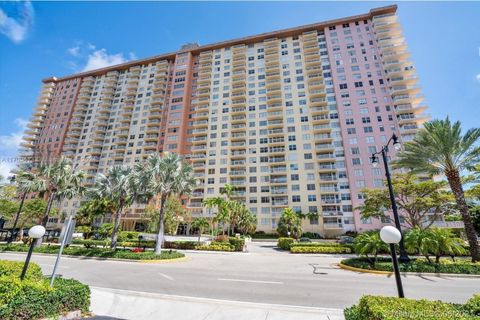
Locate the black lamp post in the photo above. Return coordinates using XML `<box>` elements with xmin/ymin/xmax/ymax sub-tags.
<box><xmin>380</xmin><ymin>226</ymin><xmax>405</xmax><ymax>298</ymax></box>
<box><xmin>20</xmin><ymin>225</ymin><xmax>46</xmax><ymax>280</ymax></box>
<box><xmin>369</xmin><ymin>134</ymin><xmax>410</xmax><ymax>263</ymax></box>
<box><xmin>8</xmin><ymin>175</ymin><xmax>27</xmax><ymax>244</ymax></box>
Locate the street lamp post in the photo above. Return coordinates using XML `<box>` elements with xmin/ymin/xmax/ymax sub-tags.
<box><xmin>380</xmin><ymin>226</ymin><xmax>405</xmax><ymax>298</ymax></box>
<box><xmin>370</xmin><ymin>134</ymin><xmax>410</xmax><ymax>263</ymax></box>
<box><xmin>20</xmin><ymin>225</ymin><xmax>46</xmax><ymax>280</ymax></box>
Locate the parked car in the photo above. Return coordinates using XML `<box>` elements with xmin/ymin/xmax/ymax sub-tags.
<box><xmin>299</xmin><ymin>237</ymin><xmax>312</xmax><ymax>243</ymax></box>
<box><xmin>338</xmin><ymin>236</ymin><xmax>354</xmax><ymax>244</ymax></box>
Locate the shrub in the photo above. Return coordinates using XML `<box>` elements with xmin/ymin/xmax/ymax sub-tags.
<box><xmin>466</xmin><ymin>295</ymin><xmax>480</xmax><ymax>315</ymax></box>
<box><xmin>0</xmin><ymin>244</ymin><xmax>184</xmax><ymax>261</ymax></box>
<box><xmin>0</xmin><ymin>260</ymin><xmax>43</xmax><ymax>281</ymax></box>
<box><xmin>290</xmin><ymin>246</ymin><xmax>351</xmax><ymax>254</ymax></box>
<box><xmin>119</xmin><ymin>241</ymin><xmax>156</xmax><ymax>249</ymax></box>
<box><xmin>344</xmin><ymin>295</ymin><xmax>477</xmax><ymax>320</ymax></box>
<box><xmin>277</xmin><ymin>237</ymin><xmax>295</xmax><ymax>250</ymax></box>
<box><xmin>250</xmin><ymin>232</ymin><xmax>279</xmax><ymax>239</ymax></box>
<box><xmin>164</xmin><ymin>241</ymin><xmax>197</xmax><ymax>250</ymax></box>
<box><xmin>214</xmin><ymin>235</ymin><xmax>230</xmax><ymax>242</ymax></box>
<box><xmin>301</xmin><ymin>232</ymin><xmax>322</xmax><ymax>239</ymax></box>
<box><xmin>117</xmin><ymin>231</ymin><xmax>141</xmax><ymax>242</ymax></box>
<box><xmin>0</xmin><ymin>261</ymin><xmax>90</xmax><ymax>320</ymax></box>
<box><xmin>196</xmin><ymin>243</ymin><xmax>234</xmax><ymax>252</ymax></box>
<box><xmin>290</xmin><ymin>242</ymin><xmax>342</xmax><ymax>248</ymax></box>
<box><xmin>71</xmin><ymin>239</ymin><xmax>109</xmax><ymax>248</ymax></box>
<box><xmin>341</xmin><ymin>257</ymin><xmax>480</xmax><ymax>275</ymax></box>
<box><xmin>228</xmin><ymin>237</ymin><xmax>245</xmax><ymax>252</ymax></box>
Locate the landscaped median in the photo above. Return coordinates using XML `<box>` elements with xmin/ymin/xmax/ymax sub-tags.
<box><xmin>340</xmin><ymin>257</ymin><xmax>480</xmax><ymax>275</ymax></box>
<box><xmin>0</xmin><ymin>260</ymin><xmax>90</xmax><ymax>320</ymax></box>
<box><xmin>277</xmin><ymin>237</ymin><xmax>352</xmax><ymax>254</ymax></box>
<box><xmin>71</xmin><ymin>236</ymin><xmax>246</xmax><ymax>252</ymax></box>
<box><xmin>344</xmin><ymin>294</ymin><xmax>480</xmax><ymax>320</ymax></box>
<box><xmin>0</xmin><ymin>244</ymin><xmax>185</xmax><ymax>261</ymax></box>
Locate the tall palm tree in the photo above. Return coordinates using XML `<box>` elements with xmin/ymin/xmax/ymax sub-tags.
<box><xmin>393</xmin><ymin>118</ymin><xmax>480</xmax><ymax>261</ymax></box>
<box><xmin>203</xmin><ymin>196</ymin><xmax>229</xmax><ymax>236</ymax></box>
<box><xmin>91</xmin><ymin>166</ymin><xmax>135</xmax><ymax>249</ymax></box>
<box><xmin>8</xmin><ymin>167</ymin><xmax>45</xmax><ymax>242</ymax></box>
<box><xmin>133</xmin><ymin>152</ymin><xmax>196</xmax><ymax>254</ymax></box>
<box><xmin>31</xmin><ymin>157</ymin><xmax>85</xmax><ymax>227</ymax></box>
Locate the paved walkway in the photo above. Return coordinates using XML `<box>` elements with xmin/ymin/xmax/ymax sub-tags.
<box><xmin>90</xmin><ymin>287</ymin><xmax>345</xmax><ymax>320</ymax></box>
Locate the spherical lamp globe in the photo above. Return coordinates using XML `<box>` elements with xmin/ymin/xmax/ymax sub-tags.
<box><xmin>28</xmin><ymin>225</ymin><xmax>46</xmax><ymax>239</ymax></box>
<box><xmin>380</xmin><ymin>226</ymin><xmax>402</xmax><ymax>244</ymax></box>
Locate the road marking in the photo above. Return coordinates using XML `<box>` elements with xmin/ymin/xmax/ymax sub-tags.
<box><xmin>158</xmin><ymin>272</ymin><xmax>174</xmax><ymax>281</ymax></box>
<box><xmin>217</xmin><ymin>278</ymin><xmax>283</xmax><ymax>285</ymax></box>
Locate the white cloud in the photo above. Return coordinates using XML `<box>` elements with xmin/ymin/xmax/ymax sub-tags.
<box><xmin>0</xmin><ymin>118</ymin><xmax>28</xmax><ymax>178</ymax></box>
<box><xmin>0</xmin><ymin>118</ymin><xmax>27</xmax><ymax>152</ymax></box>
<box><xmin>0</xmin><ymin>1</ymin><xmax>34</xmax><ymax>43</ymax></box>
<box><xmin>82</xmin><ymin>48</ymin><xmax>130</xmax><ymax>71</ymax></box>
<box><xmin>67</xmin><ymin>45</ymin><xmax>81</xmax><ymax>57</ymax></box>
<box><xmin>476</xmin><ymin>74</ymin><xmax>480</xmax><ymax>82</ymax></box>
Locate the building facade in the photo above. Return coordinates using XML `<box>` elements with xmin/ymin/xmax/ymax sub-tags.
<box><xmin>21</xmin><ymin>5</ymin><xmax>429</xmax><ymax>236</ymax></box>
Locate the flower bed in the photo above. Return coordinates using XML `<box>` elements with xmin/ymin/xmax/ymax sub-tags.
<box><xmin>0</xmin><ymin>244</ymin><xmax>184</xmax><ymax>261</ymax></box>
<box><xmin>0</xmin><ymin>260</ymin><xmax>90</xmax><ymax>320</ymax></box>
<box><xmin>341</xmin><ymin>257</ymin><xmax>480</xmax><ymax>275</ymax></box>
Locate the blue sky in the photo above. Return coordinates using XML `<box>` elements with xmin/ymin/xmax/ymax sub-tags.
<box><xmin>1</xmin><ymin>1</ymin><xmax>479</xmax><ymax>177</ymax></box>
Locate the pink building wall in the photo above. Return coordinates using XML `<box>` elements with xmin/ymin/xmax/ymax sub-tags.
<box><xmin>324</xmin><ymin>20</ymin><xmax>401</xmax><ymax>232</ymax></box>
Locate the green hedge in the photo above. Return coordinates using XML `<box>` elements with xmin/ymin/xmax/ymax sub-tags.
<box><xmin>341</xmin><ymin>257</ymin><xmax>480</xmax><ymax>275</ymax></box>
<box><xmin>290</xmin><ymin>242</ymin><xmax>342</xmax><ymax>248</ymax></box>
<box><xmin>71</xmin><ymin>239</ymin><xmax>110</xmax><ymax>248</ymax></box>
<box><xmin>344</xmin><ymin>295</ymin><xmax>479</xmax><ymax>320</ymax></box>
<box><xmin>0</xmin><ymin>244</ymin><xmax>184</xmax><ymax>261</ymax></box>
<box><xmin>277</xmin><ymin>237</ymin><xmax>295</xmax><ymax>250</ymax></box>
<box><xmin>0</xmin><ymin>261</ymin><xmax>90</xmax><ymax>320</ymax></box>
<box><xmin>195</xmin><ymin>243</ymin><xmax>234</xmax><ymax>252</ymax></box>
<box><xmin>228</xmin><ymin>237</ymin><xmax>245</xmax><ymax>252</ymax></box>
<box><xmin>291</xmin><ymin>246</ymin><xmax>352</xmax><ymax>254</ymax></box>
<box><xmin>0</xmin><ymin>260</ymin><xmax>43</xmax><ymax>281</ymax></box>
<box><xmin>164</xmin><ymin>241</ymin><xmax>198</xmax><ymax>250</ymax></box>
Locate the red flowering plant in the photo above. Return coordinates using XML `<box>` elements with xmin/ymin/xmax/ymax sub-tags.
<box><xmin>130</xmin><ymin>247</ymin><xmax>145</xmax><ymax>253</ymax></box>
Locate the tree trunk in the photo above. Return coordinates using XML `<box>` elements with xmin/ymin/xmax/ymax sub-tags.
<box><xmin>41</xmin><ymin>192</ymin><xmax>56</xmax><ymax>227</ymax></box>
<box><xmin>155</xmin><ymin>194</ymin><xmax>168</xmax><ymax>255</ymax></box>
<box><xmin>446</xmin><ymin>169</ymin><xmax>480</xmax><ymax>262</ymax></box>
<box><xmin>110</xmin><ymin>203</ymin><xmax>123</xmax><ymax>250</ymax></box>
<box><xmin>197</xmin><ymin>229</ymin><xmax>201</xmax><ymax>244</ymax></box>
<box><xmin>37</xmin><ymin>192</ymin><xmax>55</xmax><ymax>247</ymax></box>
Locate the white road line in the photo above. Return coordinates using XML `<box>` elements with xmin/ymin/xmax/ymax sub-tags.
<box><xmin>217</xmin><ymin>278</ymin><xmax>283</xmax><ymax>285</ymax></box>
<box><xmin>158</xmin><ymin>273</ymin><xmax>174</xmax><ymax>281</ymax></box>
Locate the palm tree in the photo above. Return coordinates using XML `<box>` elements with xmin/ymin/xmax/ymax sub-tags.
<box><xmin>353</xmin><ymin>231</ymin><xmax>389</xmax><ymax>266</ymax></box>
<box><xmin>133</xmin><ymin>152</ymin><xmax>196</xmax><ymax>254</ymax></box>
<box><xmin>191</xmin><ymin>217</ymin><xmax>210</xmax><ymax>244</ymax></box>
<box><xmin>393</xmin><ymin>118</ymin><xmax>480</xmax><ymax>261</ymax></box>
<box><xmin>91</xmin><ymin>166</ymin><xmax>135</xmax><ymax>249</ymax></box>
<box><xmin>277</xmin><ymin>208</ymin><xmax>303</xmax><ymax>239</ymax></box>
<box><xmin>30</xmin><ymin>157</ymin><xmax>85</xmax><ymax>227</ymax></box>
<box><xmin>203</xmin><ymin>196</ymin><xmax>229</xmax><ymax>236</ymax></box>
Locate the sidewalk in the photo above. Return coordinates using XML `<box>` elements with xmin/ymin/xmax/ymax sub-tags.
<box><xmin>91</xmin><ymin>287</ymin><xmax>345</xmax><ymax>320</ymax></box>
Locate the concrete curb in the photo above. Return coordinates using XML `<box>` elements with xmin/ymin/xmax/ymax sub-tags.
<box><xmin>338</xmin><ymin>263</ymin><xmax>480</xmax><ymax>278</ymax></box>
<box><xmin>0</xmin><ymin>250</ymin><xmax>189</xmax><ymax>264</ymax></box>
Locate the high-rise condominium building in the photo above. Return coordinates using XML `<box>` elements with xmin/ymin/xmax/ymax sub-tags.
<box><xmin>21</xmin><ymin>5</ymin><xmax>428</xmax><ymax>236</ymax></box>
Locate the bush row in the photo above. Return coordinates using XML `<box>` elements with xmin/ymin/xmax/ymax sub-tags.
<box><xmin>344</xmin><ymin>294</ymin><xmax>480</xmax><ymax>320</ymax></box>
<box><xmin>291</xmin><ymin>246</ymin><xmax>352</xmax><ymax>254</ymax></box>
<box><xmin>0</xmin><ymin>261</ymin><xmax>90</xmax><ymax>320</ymax></box>
<box><xmin>341</xmin><ymin>257</ymin><xmax>480</xmax><ymax>275</ymax></box>
<box><xmin>0</xmin><ymin>244</ymin><xmax>184</xmax><ymax>260</ymax></box>
<box><xmin>195</xmin><ymin>243</ymin><xmax>235</xmax><ymax>252</ymax></box>
<box><xmin>277</xmin><ymin>237</ymin><xmax>295</xmax><ymax>250</ymax></box>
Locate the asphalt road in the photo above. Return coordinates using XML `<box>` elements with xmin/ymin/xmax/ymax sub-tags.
<box><xmin>1</xmin><ymin>242</ymin><xmax>479</xmax><ymax>309</ymax></box>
